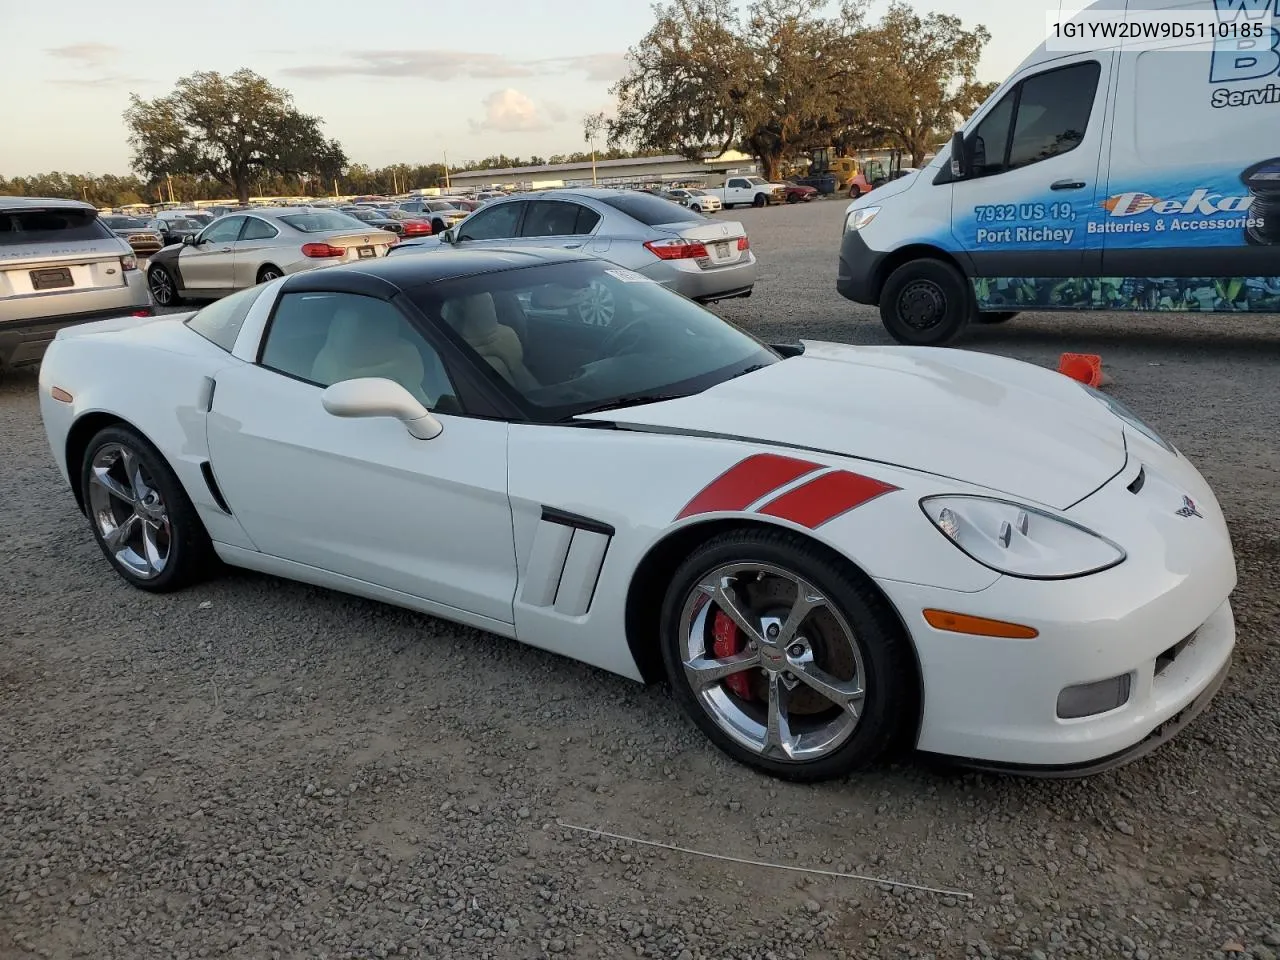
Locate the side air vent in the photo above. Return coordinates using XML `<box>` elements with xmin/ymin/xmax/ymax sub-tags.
<box><xmin>200</xmin><ymin>461</ymin><xmax>233</xmax><ymax>514</ymax></box>
<box><xmin>1127</xmin><ymin>465</ymin><xmax>1146</xmax><ymax>495</ymax></box>
<box><xmin>519</xmin><ymin>507</ymin><xmax>614</xmax><ymax>616</ymax></box>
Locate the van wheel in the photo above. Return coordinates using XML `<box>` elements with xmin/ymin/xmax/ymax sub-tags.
<box><xmin>879</xmin><ymin>260</ymin><xmax>973</xmax><ymax>346</ymax></box>
<box><xmin>977</xmin><ymin>311</ymin><xmax>1018</xmax><ymax>324</ymax></box>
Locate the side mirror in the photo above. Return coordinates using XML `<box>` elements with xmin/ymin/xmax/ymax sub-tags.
<box><xmin>950</xmin><ymin>131</ymin><xmax>968</xmax><ymax>179</ymax></box>
<box><xmin>440</xmin><ymin>227</ymin><xmax>457</xmax><ymax>244</ymax></box>
<box><xmin>320</xmin><ymin>377</ymin><xmax>443</xmax><ymax>440</ymax></box>
<box><xmin>183</xmin><ymin>234</ymin><xmax>196</xmax><ymax>246</ymax></box>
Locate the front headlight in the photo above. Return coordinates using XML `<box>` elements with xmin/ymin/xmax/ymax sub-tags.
<box><xmin>1083</xmin><ymin>385</ymin><xmax>1175</xmax><ymax>453</ymax></box>
<box><xmin>921</xmin><ymin>495</ymin><xmax>1125</xmax><ymax>579</ymax></box>
<box><xmin>844</xmin><ymin>206</ymin><xmax>880</xmax><ymax>232</ymax></box>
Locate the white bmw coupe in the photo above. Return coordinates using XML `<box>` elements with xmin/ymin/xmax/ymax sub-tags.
<box><xmin>38</xmin><ymin>249</ymin><xmax>1237</xmax><ymax>781</ymax></box>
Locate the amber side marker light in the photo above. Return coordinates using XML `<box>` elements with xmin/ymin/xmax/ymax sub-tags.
<box><xmin>923</xmin><ymin>609</ymin><xmax>1039</xmax><ymax>639</ymax></box>
<box><xmin>50</xmin><ymin>387</ymin><xmax>74</xmax><ymax>403</ymax></box>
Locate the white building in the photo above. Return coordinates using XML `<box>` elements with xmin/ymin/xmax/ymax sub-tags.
<box><xmin>444</xmin><ymin>151</ymin><xmax>759</xmax><ymax>192</ymax></box>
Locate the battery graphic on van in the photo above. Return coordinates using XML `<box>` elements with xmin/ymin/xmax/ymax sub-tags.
<box><xmin>1242</xmin><ymin>157</ymin><xmax>1280</xmax><ymax>245</ymax></box>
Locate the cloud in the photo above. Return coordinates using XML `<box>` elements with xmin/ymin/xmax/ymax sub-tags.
<box><xmin>469</xmin><ymin>89</ymin><xmax>564</xmax><ymax>134</ymax></box>
<box><xmin>46</xmin><ymin>42</ymin><xmax>122</xmax><ymax>67</ymax></box>
<box><xmin>281</xmin><ymin>50</ymin><xmax>627</xmax><ymax>83</ymax></box>
<box><xmin>45</xmin><ymin>43</ymin><xmax>147</xmax><ymax>87</ymax></box>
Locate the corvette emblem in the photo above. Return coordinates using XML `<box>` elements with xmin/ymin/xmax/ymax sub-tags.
<box><xmin>1176</xmin><ymin>496</ymin><xmax>1203</xmax><ymax>519</ymax></box>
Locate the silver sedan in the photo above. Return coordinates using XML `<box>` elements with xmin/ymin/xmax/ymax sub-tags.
<box><xmin>387</xmin><ymin>189</ymin><xmax>757</xmax><ymax>307</ymax></box>
<box><xmin>145</xmin><ymin>207</ymin><xmax>397</xmax><ymax>306</ymax></box>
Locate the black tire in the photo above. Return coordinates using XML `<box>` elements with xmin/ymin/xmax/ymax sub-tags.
<box><xmin>257</xmin><ymin>265</ymin><xmax>283</xmax><ymax>284</ymax></box>
<box><xmin>879</xmin><ymin>259</ymin><xmax>974</xmax><ymax>346</ymax></box>
<box><xmin>691</xmin><ymin>204</ymin><xmax>702</xmax><ymax>213</ymax></box>
<box><xmin>79</xmin><ymin>424</ymin><xmax>217</xmax><ymax>593</ymax></box>
<box><xmin>786</xmin><ymin>193</ymin><xmax>799</xmax><ymax>204</ymax></box>
<box><xmin>752</xmin><ymin>193</ymin><xmax>768</xmax><ymax>208</ymax></box>
<box><xmin>849</xmin><ymin>186</ymin><xmax>862</xmax><ymax>199</ymax></box>
<box><xmin>977</xmin><ymin>311</ymin><xmax>1018</xmax><ymax>324</ymax></box>
<box><xmin>659</xmin><ymin>528</ymin><xmax>917</xmax><ymax>782</ymax></box>
<box><xmin>432</xmin><ymin>218</ymin><xmax>446</xmax><ymax>234</ymax></box>
<box><xmin>147</xmin><ymin>264</ymin><xmax>182</xmax><ymax>307</ymax></box>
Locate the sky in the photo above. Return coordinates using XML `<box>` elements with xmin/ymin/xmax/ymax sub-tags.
<box><xmin>0</xmin><ymin>0</ymin><xmax>1053</xmax><ymax>178</ymax></box>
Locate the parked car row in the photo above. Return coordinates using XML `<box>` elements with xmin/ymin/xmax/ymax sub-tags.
<box><xmin>389</xmin><ymin>188</ymin><xmax>757</xmax><ymax>306</ymax></box>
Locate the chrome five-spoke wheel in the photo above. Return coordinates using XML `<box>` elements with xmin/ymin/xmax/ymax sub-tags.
<box><xmin>661</xmin><ymin>529</ymin><xmax>915</xmax><ymax>781</ymax></box>
<box><xmin>79</xmin><ymin>425</ymin><xmax>214</xmax><ymax>592</ymax></box>
<box><xmin>87</xmin><ymin>442</ymin><xmax>171</xmax><ymax>579</ymax></box>
<box><xmin>679</xmin><ymin>562</ymin><xmax>867</xmax><ymax>762</ymax></box>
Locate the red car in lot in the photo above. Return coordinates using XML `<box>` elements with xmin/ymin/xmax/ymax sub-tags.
<box><xmin>782</xmin><ymin>182</ymin><xmax>818</xmax><ymax>204</ymax></box>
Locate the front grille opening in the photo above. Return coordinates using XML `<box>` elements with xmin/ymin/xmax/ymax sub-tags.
<box><xmin>1127</xmin><ymin>465</ymin><xmax>1146</xmax><ymax>494</ymax></box>
<box><xmin>1155</xmin><ymin>630</ymin><xmax>1197</xmax><ymax>676</ymax></box>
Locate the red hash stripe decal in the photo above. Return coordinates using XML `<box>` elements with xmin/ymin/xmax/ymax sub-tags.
<box><xmin>757</xmin><ymin>470</ymin><xmax>899</xmax><ymax>528</ymax></box>
<box><xmin>677</xmin><ymin>454</ymin><xmax>821</xmax><ymax>520</ymax></box>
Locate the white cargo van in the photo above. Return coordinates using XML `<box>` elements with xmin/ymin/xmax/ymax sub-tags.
<box><xmin>837</xmin><ymin>0</ymin><xmax>1280</xmax><ymax>344</ymax></box>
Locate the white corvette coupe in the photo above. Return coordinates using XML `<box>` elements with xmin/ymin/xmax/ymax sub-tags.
<box><xmin>38</xmin><ymin>249</ymin><xmax>1237</xmax><ymax>781</ymax></box>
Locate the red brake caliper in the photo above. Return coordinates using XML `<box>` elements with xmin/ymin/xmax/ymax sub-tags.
<box><xmin>712</xmin><ymin>611</ymin><xmax>753</xmax><ymax>699</ymax></box>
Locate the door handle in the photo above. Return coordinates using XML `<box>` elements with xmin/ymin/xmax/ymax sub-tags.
<box><xmin>219</xmin><ymin>246</ymin><xmax>232</xmax><ymax>252</ymax></box>
<box><xmin>1050</xmin><ymin>180</ymin><xmax>1087</xmax><ymax>191</ymax></box>
<box><xmin>562</xmin><ymin>242</ymin><xmax>582</xmax><ymax>249</ymax></box>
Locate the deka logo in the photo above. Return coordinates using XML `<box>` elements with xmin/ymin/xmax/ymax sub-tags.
<box><xmin>1210</xmin><ymin>0</ymin><xmax>1280</xmax><ymax>83</ymax></box>
<box><xmin>1102</xmin><ymin>190</ymin><xmax>1255</xmax><ymax>216</ymax></box>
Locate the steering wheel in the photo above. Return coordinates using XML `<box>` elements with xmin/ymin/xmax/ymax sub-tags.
<box><xmin>600</xmin><ymin>317</ymin><xmax>650</xmax><ymax>357</ymax></box>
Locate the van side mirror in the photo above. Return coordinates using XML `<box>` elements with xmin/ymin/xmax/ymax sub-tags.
<box><xmin>950</xmin><ymin>131</ymin><xmax>968</xmax><ymax>179</ymax></box>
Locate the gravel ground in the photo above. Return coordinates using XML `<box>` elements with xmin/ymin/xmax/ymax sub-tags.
<box><xmin>2</xmin><ymin>198</ymin><xmax>1279</xmax><ymax>960</ymax></box>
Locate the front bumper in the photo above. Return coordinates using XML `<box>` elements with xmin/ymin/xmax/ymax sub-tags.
<box><xmin>836</xmin><ymin>228</ymin><xmax>888</xmax><ymax>306</ymax></box>
<box><xmin>884</xmin><ymin>444</ymin><xmax>1237</xmax><ymax>771</ymax></box>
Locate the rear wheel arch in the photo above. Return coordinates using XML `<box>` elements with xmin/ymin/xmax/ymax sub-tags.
<box><xmin>257</xmin><ymin>264</ymin><xmax>283</xmax><ymax>283</ymax></box>
<box><xmin>623</xmin><ymin>518</ymin><xmax>924</xmax><ymax>742</ymax></box>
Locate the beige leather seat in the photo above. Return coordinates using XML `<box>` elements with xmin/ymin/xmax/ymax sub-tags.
<box><xmin>443</xmin><ymin>293</ymin><xmax>539</xmax><ymax>392</ymax></box>
<box><xmin>311</xmin><ymin>305</ymin><xmax>430</xmax><ymax>403</ymax></box>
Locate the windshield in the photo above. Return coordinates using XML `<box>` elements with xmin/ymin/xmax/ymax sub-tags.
<box><xmin>105</xmin><ymin>217</ymin><xmax>149</xmax><ymax>229</ymax></box>
<box><xmin>278</xmin><ymin>211</ymin><xmax>365</xmax><ymax>233</ymax></box>
<box><xmin>407</xmin><ymin>260</ymin><xmax>777</xmax><ymax>422</ymax></box>
<box><xmin>165</xmin><ymin>218</ymin><xmax>201</xmax><ymax>230</ymax></box>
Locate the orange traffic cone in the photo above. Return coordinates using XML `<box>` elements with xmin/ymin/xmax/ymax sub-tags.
<box><xmin>1058</xmin><ymin>353</ymin><xmax>1106</xmax><ymax>387</ymax></box>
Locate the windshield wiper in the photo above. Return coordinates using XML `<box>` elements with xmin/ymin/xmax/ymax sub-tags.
<box><xmin>567</xmin><ymin>394</ymin><xmax>686</xmax><ymax>419</ymax></box>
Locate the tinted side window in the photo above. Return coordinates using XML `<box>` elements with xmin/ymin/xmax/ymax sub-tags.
<box><xmin>575</xmin><ymin>205</ymin><xmax>601</xmax><ymax>234</ymax></box>
<box><xmin>1007</xmin><ymin>62</ymin><xmax>1100</xmax><ymax>170</ymax></box>
<box><xmin>201</xmin><ymin>217</ymin><xmax>245</xmax><ymax>244</ymax></box>
<box><xmin>970</xmin><ymin>92</ymin><xmax>1016</xmax><ymax>177</ymax></box>
<box><xmin>240</xmin><ymin>217</ymin><xmax>279</xmax><ymax>241</ymax></box>
<box><xmin>260</xmin><ymin>292</ymin><xmax>459</xmax><ymax>411</ymax></box>
<box><xmin>458</xmin><ymin>202</ymin><xmax>522</xmax><ymax>241</ymax></box>
<box><xmin>967</xmin><ymin>62</ymin><xmax>1100</xmax><ymax>177</ymax></box>
<box><xmin>521</xmin><ymin>201</ymin><xmax>593</xmax><ymax>237</ymax></box>
<box><xmin>186</xmin><ymin>284</ymin><xmax>267</xmax><ymax>352</ymax></box>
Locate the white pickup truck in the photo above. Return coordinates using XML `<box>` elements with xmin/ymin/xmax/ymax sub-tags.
<box><xmin>705</xmin><ymin>176</ymin><xmax>787</xmax><ymax>209</ymax></box>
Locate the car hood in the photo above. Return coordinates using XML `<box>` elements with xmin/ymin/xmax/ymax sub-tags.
<box><xmin>578</xmin><ymin>341</ymin><xmax>1128</xmax><ymax>509</ymax></box>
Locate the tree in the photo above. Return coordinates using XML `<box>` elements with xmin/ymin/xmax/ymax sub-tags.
<box><xmin>609</xmin><ymin>0</ymin><xmax>874</xmax><ymax>181</ymax></box>
<box><xmin>583</xmin><ymin>111</ymin><xmax>608</xmax><ymax>184</ymax></box>
<box><xmin>859</xmin><ymin>3</ymin><xmax>995</xmax><ymax>166</ymax></box>
<box><xmin>124</xmin><ymin>69</ymin><xmax>348</xmax><ymax>205</ymax></box>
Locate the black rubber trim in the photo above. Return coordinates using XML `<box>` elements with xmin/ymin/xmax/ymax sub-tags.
<box><xmin>1101</xmin><ymin>245</ymin><xmax>1279</xmax><ymax>277</ymax></box>
<box><xmin>540</xmin><ymin>506</ymin><xmax>615</xmax><ymax>537</ymax></box>
<box><xmin>0</xmin><ymin>304</ymin><xmax>153</xmax><ymax>333</ymax></box>
<box><xmin>200</xmin><ymin>461</ymin><xmax>233</xmax><ymax>514</ymax></box>
<box><xmin>919</xmin><ymin>659</ymin><xmax>1229</xmax><ymax>779</ymax></box>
